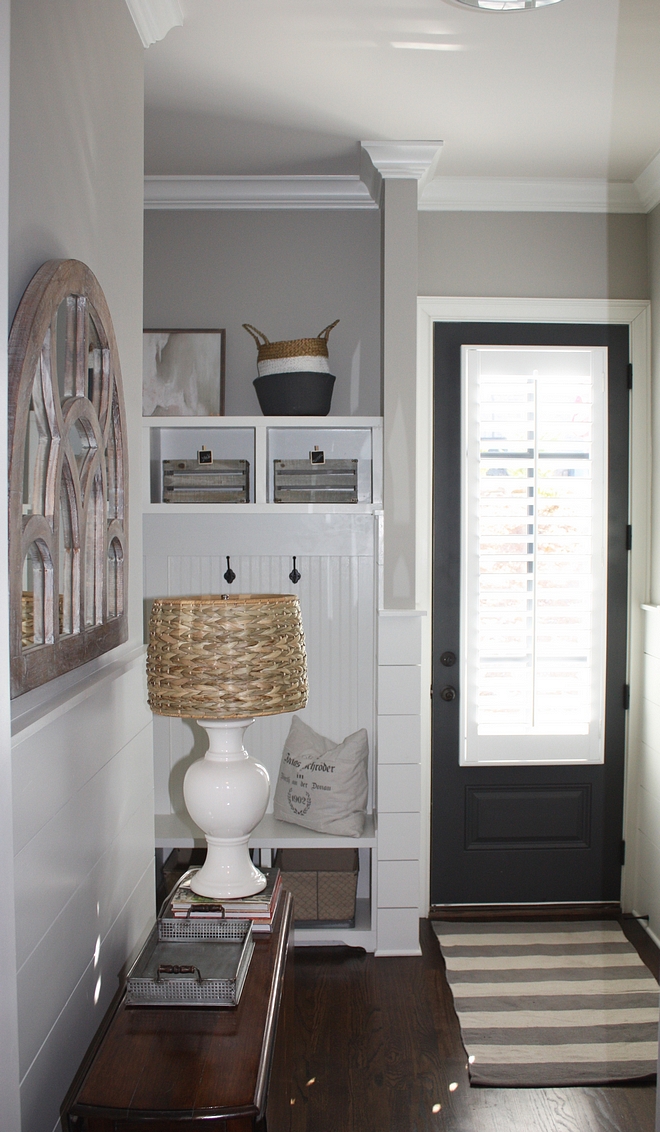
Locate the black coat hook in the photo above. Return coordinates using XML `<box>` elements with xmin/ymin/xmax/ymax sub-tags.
<box><xmin>289</xmin><ymin>557</ymin><xmax>301</xmax><ymax>585</ymax></box>
<box><xmin>224</xmin><ymin>556</ymin><xmax>236</xmax><ymax>584</ymax></box>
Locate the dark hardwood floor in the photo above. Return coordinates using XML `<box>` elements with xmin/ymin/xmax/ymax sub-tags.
<box><xmin>288</xmin><ymin>919</ymin><xmax>657</xmax><ymax>1132</ymax></box>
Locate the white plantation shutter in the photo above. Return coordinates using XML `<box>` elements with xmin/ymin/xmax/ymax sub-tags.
<box><xmin>460</xmin><ymin>346</ymin><xmax>608</xmax><ymax>766</ymax></box>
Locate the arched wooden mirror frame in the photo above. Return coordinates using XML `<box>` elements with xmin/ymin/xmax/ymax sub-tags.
<box><xmin>9</xmin><ymin>259</ymin><xmax>128</xmax><ymax>698</ymax></box>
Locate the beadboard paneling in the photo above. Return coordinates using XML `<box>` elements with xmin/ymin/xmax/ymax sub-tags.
<box><xmin>145</xmin><ymin>548</ymin><xmax>376</xmax><ymax>815</ymax></box>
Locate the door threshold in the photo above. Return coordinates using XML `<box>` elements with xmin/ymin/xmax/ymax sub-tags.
<box><xmin>429</xmin><ymin>902</ymin><xmax>621</xmax><ymax>921</ymax></box>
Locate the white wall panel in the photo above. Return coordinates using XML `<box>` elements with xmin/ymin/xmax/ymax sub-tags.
<box><xmin>14</xmin><ymin>724</ymin><xmax>153</xmax><ymax>967</ymax></box>
<box><xmin>377</xmin><ymin>812</ymin><xmax>421</xmax><ymax>860</ymax></box>
<box><xmin>629</xmin><ymin>628</ymin><xmax>660</xmax><ymax>942</ymax></box>
<box><xmin>376</xmin><ymin>908</ymin><xmax>421</xmax><ymax>956</ymax></box>
<box><xmin>639</xmin><ymin>741</ymin><xmax>660</xmax><ymax>801</ymax></box>
<box><xmin>643</xmin><ymin>653</ymin><xmax>660</xmax><ymax>707</ymax></box>
<box><xmin>378</xmin><ymin>666</ymin><xmax>421</xmax><ymax>716</ymax></box>
<box><xmin>12</xmin><ymin>662</ymin><xmax>151</xmax><ymax>855</ymax></box>
<box><xmin>378</xmin><ymin>860</ymin><xmax>420</xmax><ymax>907</ymax></box>
<box><xmin>638</xmin><ymin>784</ymin><xmax>660</xmax><ymax>853</ymax></box>
<box><xmin>144</xmin><ymin>511</ymin><xmax>377</xmax><ymax>559</ymax></box>
<box><xmin>18</xmin><ymin>863</ymin><xmax>154</xmax><ymax>1132</ymax></box>
<box><xmin>641</xmin><ymin>696</ymin><xmax>660</xmax><ymax>754</ymax></box>
<box><xmin>378</xmin><ymin>614</ymin><xmax>422</xmax><ymax>665</ymax></box>
<box><xmin>17</xmin><ymin>791</ymin><xmax>153</xmax><ymax>1078</ymax></box>
<box><xmin>377</xmin><ymin>715</ymin><xmax>421</xmax><ymax>764</ymax></box>
<box><xmin>378</xmin><ymin>764</ymin><xmax>421</xmax><ymax>813</ymax></box>
<box><xmin>644</xmin><ymin>608</ymin><xmax>660</xmax><ymax>660</ymax></box>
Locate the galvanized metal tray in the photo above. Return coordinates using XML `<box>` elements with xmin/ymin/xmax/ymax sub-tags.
<box><xmin>126</xmin><ymin>922</ymin><xmax>254</xmax><ymax>1007</ymax></box>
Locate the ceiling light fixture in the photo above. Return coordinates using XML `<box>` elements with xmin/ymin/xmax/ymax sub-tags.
<box><xmin>391</xmin><ymin>41</ymin><xmax>465</xmax><ymax>49</ymax></box>
<box><xmin>454</xmin><ymin>0</ymin><xmax>563</xmax><ymax>9</ymax></box>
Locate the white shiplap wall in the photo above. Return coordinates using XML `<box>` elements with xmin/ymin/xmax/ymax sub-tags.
<box><xmin>11</xmin><ymin>653</ymin><xmax>153</xmax><ymax>1132</ymax></box>
<box><xmin>376</xmin><ymin>611</ymin><xmax>424</xmax><ymax>955</ymax></box>
<box><xmin>632</xmin><ymin>606</ymin><xmax>660</xmax><ymax>942</ymax></box>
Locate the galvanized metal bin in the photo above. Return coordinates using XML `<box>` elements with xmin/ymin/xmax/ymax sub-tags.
<box><xmin>163</xmin><ymin>459</ymin><xmax>250</xmax><ymax>503</ymax></box>
<box><xmin>126</xmin><ymin>922</ymin><xmax>254</xmax><ymax>1006</ymax></box>
<box><xmin>273</xmin><ymin>459</ymin><xmax>358</xmax><ymax>503</ymax></box>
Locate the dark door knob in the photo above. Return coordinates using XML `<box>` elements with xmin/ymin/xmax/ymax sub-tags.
<box><xmin>440</xmin><ymin>686</ymin><xmax>457</xmax><ymax>702</ymax></box>
<box><xmin>440</xmin><ymin>651</ymin><xmax>456</xmax><ymax>667</ymax></box>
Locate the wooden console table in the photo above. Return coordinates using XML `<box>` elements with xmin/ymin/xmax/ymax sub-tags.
<box><xmin>62</xmin><ymin>891</ymin><xmax>294</xmax><ymax>1132</ymax></box>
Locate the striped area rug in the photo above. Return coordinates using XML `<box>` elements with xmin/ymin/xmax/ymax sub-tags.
<box><xmin>433</xmin><ymin>920</ymin><xmax>659</xmax><ymax>1087</ymax></box>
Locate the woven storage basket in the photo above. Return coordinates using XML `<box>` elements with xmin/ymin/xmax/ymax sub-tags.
<box><xmin>147</xmin><ymin>594</ymin><xmax>308</xmax><ymax>720</ymax></box>
<box><xmin>243</xmin><ymin>321</ymin><xmax>339</xmax><ymax>377</ymax></box>
<box><xmin>274</xmin><ymin>848</ymin><xmax>358</xmax><ymax>926</ymax></box>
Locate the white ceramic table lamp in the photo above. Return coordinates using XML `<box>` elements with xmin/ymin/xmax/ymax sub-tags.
<box><xmin>147</xmin><ymin>593</ymin><xmax>308</xmax><ymax>899</ymax></box>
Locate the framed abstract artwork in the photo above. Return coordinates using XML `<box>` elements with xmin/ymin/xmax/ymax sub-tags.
<box><xmin>143</xmin><ymin>329</ymin><xmax>226</xmax><ymax>416</ymax></box>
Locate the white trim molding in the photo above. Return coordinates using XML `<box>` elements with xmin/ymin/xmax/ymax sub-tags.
<box><xmin>419</xmin><ymin>177</ymin><xmax>645</xmax><ymax>213</ymax></box>
<box><xmin>143</xmin><ymin>152</ymin><xmax>660</xmax><ymax>214</ymax></box>
<box><xmin>634</xmin><ymin>151</ymin><xmax>660</xmax><ymax>214</ymax></box>
<box><xmin>418</xmin><ymin>151</ymin><xmax>660</xmax><ymax>214</ymax></box>
<box><xmin>416</xmin><ymin>296</ymin><xmax>651</xmax><ymax>916</ymax></box>
<box><xmin>143</xmin><ymin>174</ymin><xmax>378</xmax><ymax>210</ymax></box>
<box><xmin>124</xmin><ymin>0</ymin><xmax>183</xmax><ymax>47</ymax></box>
<box><xmin>361</xmin><ymin>140</ymin><xmax>443</xmax><ymax>198</ymax></box>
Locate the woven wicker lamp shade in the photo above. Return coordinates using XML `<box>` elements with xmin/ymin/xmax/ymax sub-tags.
<box><xmin>146</xmin><ymin>593</ymin><xmax>308</xmax><ymax>899</ymax></box>
<box><xmin>147</xmin><ymin>593</ymin><xmax>308</xmax><ymax>720</ymax></box>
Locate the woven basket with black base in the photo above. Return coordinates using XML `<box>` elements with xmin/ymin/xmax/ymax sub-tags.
<box><xmin>243</xmin><ymin>321</ymin><xmax>339</xmax><ymax>416</ymax></box>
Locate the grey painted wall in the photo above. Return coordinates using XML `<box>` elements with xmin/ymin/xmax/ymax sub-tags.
<box><xmin>382</xmin><ymin>180</ymin><xmax>418</xmax><ymax>609</ymax></box>
<box><xmin>8</xmin><ymin>2</ymin><xmax>152</xmax><ymax>1129</ymax></box>
<box><xmin>143</xmin><ymin>209</ymin><xmax>382</xmax><ymax>416</ymax></box>
<box><xmin>418</xmin><ymin>212</ymin><xmax>649</xmax><ymax>299</ymax></box>
<box><xmin>0</xmin><ymin>0</ymin><xmax>20</xmax><ymax>1126</ymax></box>
<box><xmin>649</xmin><ymin>204</ymin><xmax>660</xmax><ymax>604</ymax></box>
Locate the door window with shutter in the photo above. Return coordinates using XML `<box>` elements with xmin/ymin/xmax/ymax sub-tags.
<box><xmin>461</xmin><ymin>346</ymin><xmax>608</xmax><ymax>766</ymax></box>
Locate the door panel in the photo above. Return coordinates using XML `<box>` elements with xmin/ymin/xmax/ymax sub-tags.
<box><xmin>431</xmin><ymin>323</ymin><xmax>629</xmax><ymax>905</ymax></box>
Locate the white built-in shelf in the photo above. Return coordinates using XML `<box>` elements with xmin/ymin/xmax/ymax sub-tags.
<box><xmin>144</xmin><ymin>503</ymin><xmax>379</xmax><ymax>515</ymax></box>
<box><xmin>143</xmin><ymin>415</ymin><xmax>383</xmax><ymax>511</ymax></box>
<box><xmin>155</xmin><ymin>811</ymin><xmax>377</xmax><ymax>851</ymax></box>
<box><xmin>155</xmin><ymin>814</ymin><xmax>377</xmax><ymax>948</ymax></box>
<box><xmin>293</xmin><ymin>897</ymin><xmax>374</xmax><ymax>950</ymax></box>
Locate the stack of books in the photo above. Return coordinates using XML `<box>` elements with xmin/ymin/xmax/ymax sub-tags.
<box><xmin>164</xmin><ymin>867</ymin><xmax>283</xmax><ymax>933</ymax></box>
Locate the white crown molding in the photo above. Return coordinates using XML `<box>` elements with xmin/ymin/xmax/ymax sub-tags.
<box><xmin>143</xmin><ymin>151</ymin><xmax>660</xmax><ymax>215</ymax></box>
<box><xmin>124</xmin><ymin>0</ymin><xmax>183</xmax><ymax>48</ymax></box>
<box><xmin>143</xmin><ymin>175</ymin><xmax>378</xmax><ymax>210</ymax></box>
<box><xmin>360</xmin><ymin>141</ymin><xmax>443</xmax><ymax>196</ymax></box>
<box><xmin>418</xmin><ymin>176</ymin><xmax>645</xmax><ymax>213</ymax></box>
<box><xmin>634</xmin><ymin>152</ymin><xmax>660</xmax><ymax>214</ymax></box>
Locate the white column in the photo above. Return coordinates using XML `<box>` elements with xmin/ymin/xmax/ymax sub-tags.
<box><xmin>375</xmin><ymin>610</ymin><xmax>425</xmax><ymax>956</ymax></box>
<box><xmin>361</xmin><ymin>141</ymin><xmax>442</xmax><ymax>611</ymax></box>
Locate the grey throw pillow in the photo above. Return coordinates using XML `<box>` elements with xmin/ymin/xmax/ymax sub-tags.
<box><xmin>273</xmin><ymin>716</ymin><xmax>368</xmax><ymax>837</ymax></box>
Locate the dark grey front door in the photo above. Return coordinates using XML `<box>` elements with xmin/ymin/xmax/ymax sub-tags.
<box><xmin>431</xmin><ymin>322</ymin><xmax>630</xmax><ymax>906</ymax></box>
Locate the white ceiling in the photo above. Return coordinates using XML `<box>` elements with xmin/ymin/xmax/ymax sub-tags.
<box><xmin>144</xmin><ymin>0</ymin><xmax>660</xmax><ymax>186</ymax></box>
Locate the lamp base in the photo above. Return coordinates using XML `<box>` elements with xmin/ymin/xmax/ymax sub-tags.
<box><xmin>183</xmin><ymin>719</ymin><xmax>270</xmax><ymax>900</ymax></box>
<box><xmin>191</xmin><ymin>837</ymin><xmax>267</xmax><ymax>900</ymax></box>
